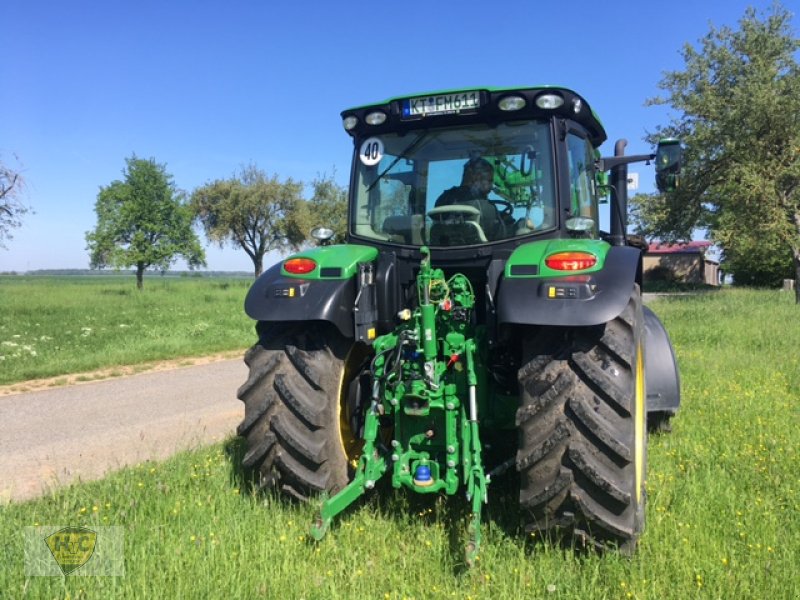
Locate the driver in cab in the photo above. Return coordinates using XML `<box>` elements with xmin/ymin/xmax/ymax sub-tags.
<box><xmin>435</xmin><ymin>157</ymin><xmax>504</xmax><ymax>240</ymax></box>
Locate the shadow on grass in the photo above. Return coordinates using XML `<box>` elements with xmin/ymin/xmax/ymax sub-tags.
<box><xmin>223</xmin><ymin>436</ymin><xmax>257</xmax><ymax>493</ymax></box>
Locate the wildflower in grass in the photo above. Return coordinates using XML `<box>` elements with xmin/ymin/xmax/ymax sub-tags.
<box><xmin>92</xmin><ymin>505</ymin><xmax>99</xmax><ymax>512</ymax></box>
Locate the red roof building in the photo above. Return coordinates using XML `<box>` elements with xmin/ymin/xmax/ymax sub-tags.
<box><xmin>643</xmin><ymin>241</ymin><xmax>720</xmax><ymax>285</ymax></box>
<box><xmin>647</xmin><ymin>241</ymin><xmax>711</xmax><ymax>255</ymax></box>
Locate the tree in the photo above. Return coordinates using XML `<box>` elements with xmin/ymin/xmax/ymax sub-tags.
<box><xmin>642</xmin><ymin>4</ymin><xmax>800</xmax><ymax>300</ymax></box>
<box><xmin>295</xmin><ymin>172</ymin><xmax>348</xmax><ymax>244</ymax></box>
<box><xmin>86</xmin><ymin>156</ymin><xmax>205</xmax><ymax>289</ymax></box>
<box><xmin>191</xmin><ymin>165</ymin><xmax>306</xmax><ymax>278</ymax></box>
<box><xmin>0</xmin><ymin>154</ymin><xmax>29</xmax><ymax>248</ymax></box>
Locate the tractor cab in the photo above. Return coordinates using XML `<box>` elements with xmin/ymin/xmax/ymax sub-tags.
<box><xmin>349</xmin><ymin>120</ymin><xmax>561</xmax><ymax>246</ymax></box>
<box><xmin>341</xmin><ymin>87</ymin><xmax>608</xmax><ymax>253</ymax></box>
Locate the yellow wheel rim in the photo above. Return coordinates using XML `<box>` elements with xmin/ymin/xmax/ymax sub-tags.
<box><xmin>634</xmin><ymin>341</ymin><xmax>646</xmax><ymax>504</ymax></box>
<box><xmin>337</xmin><ymin>345</ymin><xmax>367</xmax><ymax>469</ymax></box>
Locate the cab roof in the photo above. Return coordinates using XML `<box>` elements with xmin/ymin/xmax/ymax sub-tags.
<box><xmin>341</xmin><ymin>86</ymin><xmax>607</xmax><ymax>147</ymax></box>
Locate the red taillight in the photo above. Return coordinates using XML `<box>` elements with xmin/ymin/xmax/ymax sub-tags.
<box><xmin>283</xmin><ymin>257</ymin><xmax>317</xmax><ymax>275</ymax></box>
<box><xmin>545</xmin><ymin>251</ymin><xmax>597</xmax><ymax>271</ymax></box>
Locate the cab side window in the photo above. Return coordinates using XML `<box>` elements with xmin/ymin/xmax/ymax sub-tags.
<box><xmin>566</xmin><ymin>133</ymin><xmax>598</xmax><ymax>234</ymax></box>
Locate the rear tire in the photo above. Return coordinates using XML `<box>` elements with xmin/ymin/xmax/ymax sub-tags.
<box><xmin>516</xmin><ymin>287</ymin><xmax>647</xmax><ymax>551</ymax></box>
<box><xmin>236</xmin><ymin>322</ymin><xmax>357</xmax><ymax>501</ymax></box>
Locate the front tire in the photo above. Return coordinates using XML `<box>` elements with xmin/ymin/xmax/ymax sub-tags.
<box><xmin>516</xmin><ymin>288</ymin><xmax>647</xmax><ymax>551</ymax></box>
<box><xmin>236</xmin><ymin>323</ymin><xmax>358</xmax><ymax>501</ymax></box>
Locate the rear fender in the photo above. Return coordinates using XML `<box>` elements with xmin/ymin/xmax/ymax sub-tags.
<box><xmin>643</xmin><ymin>306</ymin><xmax>681</xmax><ymax>415</ymax></box>
<box><xmin>496</xmin><ymin>245</ymin><xmax>641</xmax><ymax>327</ymax></box>
<box><xmin>244</xmin><ymin>244</ymin><xmax>378</xmax><ymax>338</ymax></box>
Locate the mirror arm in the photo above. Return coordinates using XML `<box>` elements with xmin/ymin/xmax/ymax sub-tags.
<box><xmin>595</xmin><ymin>153</ymin><xmax>656</xmax><ymax>172</ymax></box>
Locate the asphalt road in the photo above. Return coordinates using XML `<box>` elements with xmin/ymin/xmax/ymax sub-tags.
<box><xmin>0</xmin><ymin>358</ymin><xmax>245</xmax><ymax>503</ymax></box>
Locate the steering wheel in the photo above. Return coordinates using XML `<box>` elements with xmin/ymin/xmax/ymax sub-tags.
<box><xmin>489</xmin><ymin>199</ymin><xmax>513</xmax><ymax>217</ymax></box>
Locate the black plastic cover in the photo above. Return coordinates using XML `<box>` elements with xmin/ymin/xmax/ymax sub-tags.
<box><xmin>496</xmin><ymin>245</ymin><xmax>640</xmax><ymax>327</ymax></box>
<box><xmin>244</xmin><ymin>263</ymin><xmax>356</xmax><ymax>337</ymax></box>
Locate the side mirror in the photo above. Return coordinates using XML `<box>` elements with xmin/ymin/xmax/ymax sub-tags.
<box><xmin>655</xmin><ymin>138</ymin><xmax>682</xmax><ymax>192</ymax></box>
<box><xmin>311</xmin><ymin>226</ymin><xmax>335</xmax><ymax>246</ymax></box>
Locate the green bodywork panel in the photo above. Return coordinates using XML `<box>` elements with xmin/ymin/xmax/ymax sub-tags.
<box><xmin>505</xmin><ymin>238</ymin><xmax>611</xmax><ymax>278</ymax></box>
<box><xmin>280</xmin><ymin>244</ymin><xmax>378</xmax><ymax>279</ymax></box>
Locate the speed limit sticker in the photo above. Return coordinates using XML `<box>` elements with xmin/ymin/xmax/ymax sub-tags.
<box><xmin>359</xmin><ymin>137</ymin><xmax>384</xmax><ymax>166</ymax></box>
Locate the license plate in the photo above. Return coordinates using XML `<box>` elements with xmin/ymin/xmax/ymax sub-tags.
<box><xmin>402</xmin><ymin>91</ymin><xmax>481</xmax><ymax>118</ymax></box>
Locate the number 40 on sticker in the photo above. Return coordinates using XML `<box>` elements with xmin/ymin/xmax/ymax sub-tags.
<box><xmin>359</xmin><ymin>137</ymin><xmax>383</xmax><ymax>166</ymax></box>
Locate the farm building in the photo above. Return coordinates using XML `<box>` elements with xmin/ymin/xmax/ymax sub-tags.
<box><xmin>643</xmin><ymin>241</ymin><xmax>721</xmax><ymax>285</ymax></box>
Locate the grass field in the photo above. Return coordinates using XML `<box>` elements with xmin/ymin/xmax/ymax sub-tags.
<box><xmin>0</xmin><ymin>275</ymin><xmax>254</xmax><ymax>385</ymax></box>
<box><xmin>1</xmin><ymin>287</ymin><xmax>798</xmax><ymax>598</ymax></box>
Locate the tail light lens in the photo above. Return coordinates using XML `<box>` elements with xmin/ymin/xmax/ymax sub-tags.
<box><xmin>283</xmin><ymin>257</ymin><xmax>317</xmax><ymax>275</ymax></box>
<box><xmin>545</xmin><ymin>251</ymin><xmax>597</xmax><ymax>271</ymax></box>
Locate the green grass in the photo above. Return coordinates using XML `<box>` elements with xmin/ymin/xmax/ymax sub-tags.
<box><xmin>0</xmin><ymin>275</ymin><xmax>255</xmax><ymax>385</ymax></box>
<box><xmin>1</xmin><ymin>288</ymin><xmax>798</xmax><ymax>598</ymax></box>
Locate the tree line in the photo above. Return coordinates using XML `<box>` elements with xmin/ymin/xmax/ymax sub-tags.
<box><xmin>4</xmin><ymin>4</ymin><xmax>799</xmax><ymax>298</ymax></box>
<box><xmin>84</xmin><ymin>157</ymin><xmax>347</xmax><ymax>288</ymax></box>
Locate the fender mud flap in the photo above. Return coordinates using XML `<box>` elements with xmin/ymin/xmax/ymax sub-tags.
<box><xmin>643</xmin><ymin>306</ymin><xmax>681</xmax><ymax>415</ymax></box>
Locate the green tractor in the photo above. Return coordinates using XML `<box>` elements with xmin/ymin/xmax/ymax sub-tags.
<box><xmin>237</xmin><ymin>86</ymin><xmax>681</xmax><ymax>564</ymax></box>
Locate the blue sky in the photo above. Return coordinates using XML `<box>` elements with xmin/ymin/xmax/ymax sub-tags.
<box><xmin>2</xmin><ymin>0</ymin><xmax>796</xmax><ymax>272</ymax></box>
